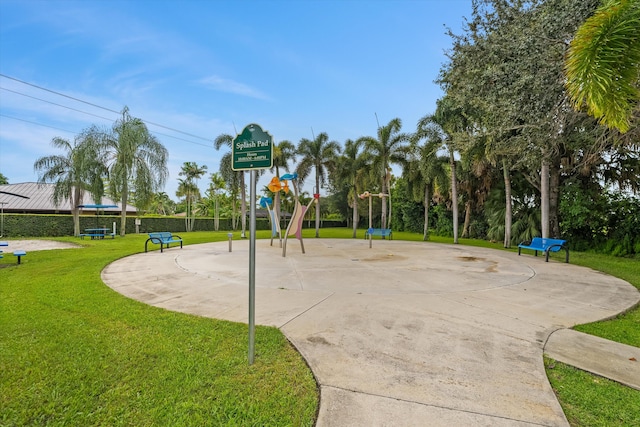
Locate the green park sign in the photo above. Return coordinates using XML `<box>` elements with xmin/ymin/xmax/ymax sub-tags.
<box><xmin>232</xmin><ymin>123</ymin><xmax>273</xmax><ymax>171</ymax></box>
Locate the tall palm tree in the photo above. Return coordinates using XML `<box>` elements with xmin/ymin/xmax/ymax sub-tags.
<box><xmin>409</xmin><ymin>123</ymin><xmax>450</xmax><ymax>241</ymax></box>
<box><xmin>178</xmin><ymin>161</ymin><xmax>207</xmax><ymax>231</ymax></box>
<box><xmin>565</xmin><ymin>0</ymin><xmax>640</xmax><ymax>133</ymax></box>
<box><xmin>33</xmin><ymin>130</ymin><xmax>105</xmax><ymax>237</ymax></box>
<box><xmin>215</xmin><ymin>133</ymin><xmax>248</xmax><ymax>237</ymax></box>
<box><xmin>218</xmin><ymin>151</ymin><xmax>242</xmax><ymax>230</ymax></box>
<box><xmin>176</xmin><ymin>178</ymin><xmax>197</xmax><ymax>229</ymax></box>
<box><xmin>98</xmin><ymin>107</ymin><xmax>168</xmax><ymax>236</ymax></box>
<box><xmin>334</xmin><ymin>139</ymin><xmax>369</xmax><ymax>238</ymax></box>
<box><xmin>207</xmin><ymin>172</ymin><xmax>226</xmax><ymax>231</ymax></box>
<box><xmin>417</xmin><ymin>97</ymin><xmax>469</xmax><ymax>244</ymax></box>
<box><xmin>296</xmin><ymin>132</ymin><xmax>341</xmax><ymax>238</ymax></box>
<box><xmin>357</xmin><ymin>118</ymin><xmax>409</xmax><ymax>230</ymax></box>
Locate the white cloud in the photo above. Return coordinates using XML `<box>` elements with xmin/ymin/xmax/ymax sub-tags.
<box><xmin>198</xmin><ymin>75</ymin><xmax>271</xmax><ymax>101</ymax></box>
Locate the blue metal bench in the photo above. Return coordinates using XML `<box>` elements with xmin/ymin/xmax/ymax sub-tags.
<box><xmin>365</xmin><ymin>228</ymin><xmax>393</xmax><ymax>240</ymax></box>
<box><xmin>13</xmin><ymin>250</ymin><xmax>26</xmax><ymax>264</ymax></box>
<box><xmin>518</xmin><ymin>237</ymin><xmax>569</xmax><ymax>263</ymax></box>
<box><xmin>145</xmin><ymin>232</ymin><xmax>183</xmax><ymax>253</ymax></box>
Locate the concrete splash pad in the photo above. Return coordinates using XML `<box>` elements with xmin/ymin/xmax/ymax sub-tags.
<box><xmin>102</xmin><ymin>239</ymin><xmax>639</xmax><ymax>426</ymax></box>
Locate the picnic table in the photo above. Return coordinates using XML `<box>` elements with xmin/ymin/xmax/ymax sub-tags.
<box><xmin>81</xmin><ymin>228</ymin><xmax>114</xmax><ymax>239</ymax></box>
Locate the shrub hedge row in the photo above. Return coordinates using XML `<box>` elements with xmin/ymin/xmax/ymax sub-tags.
<box><xmin>0</xmin><ymin>214</ymin><xmax>346</xmax><ymax>238</ymax></box>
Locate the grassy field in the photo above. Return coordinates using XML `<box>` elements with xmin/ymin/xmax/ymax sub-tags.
<box><xmin>0</xmin><ymin>231</ymin><xmax>317</xmax><ymax>426</ymax></box>
<box><xmin>1</xmin><ymin>227</ymin><xmax>638</xmax><ymax>426</ymax></box>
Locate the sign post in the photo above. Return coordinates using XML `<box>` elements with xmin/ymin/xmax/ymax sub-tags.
<box><xmin>232</xmin><ymin>123</ymin><xmax>273</xmax><ymax>365</ymax></box>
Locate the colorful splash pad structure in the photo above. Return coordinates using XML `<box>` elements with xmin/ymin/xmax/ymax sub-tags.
<box><xmin>259</xmin><ymin>196</ymin><xmax>281</xmax><ymax>247</ymax></box>
<box><xmin>269</xmin><ymin>173</ymin><xmax>317</xmax><ymax>257</ymax></box>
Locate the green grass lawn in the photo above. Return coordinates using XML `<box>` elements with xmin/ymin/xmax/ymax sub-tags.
<box><xmin>1</xmin><ymin>228</ymin><xmax>638</xmax><ymax>426</ymax></box>
<box><xmin>0</xmin><ymin>232</ymin><xmax>317</xmax><ymax>426</ymax></box>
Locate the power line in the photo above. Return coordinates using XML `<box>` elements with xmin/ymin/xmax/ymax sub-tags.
<box><xmin>1</xmin><ymin>74</ymin><xmax>121</xmax><ymax>115</ymax></box>
<box><xmin>0</xmin><ymin>113</ymin><xmax>76</xmax><ymax>135</ymax></box>
<box><xmin>0</xmin><ymin>112</ymin><xmax>211</xmax><ymax>147</ymax></box>
<box><xmin>0</xmin><ymin>73</ymin><xmax>214</xmax><ymax>144</ymax></box>
<box><xmin>0</xmin><ymin>86</ymin><xmax>116</xmax><ymax>123</ymax></box>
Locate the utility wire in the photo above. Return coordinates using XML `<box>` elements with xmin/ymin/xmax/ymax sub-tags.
<box><xmin>0</xmin><ymin>113</ymin><xmax>76</xmax><ymax>134</ymax></box>
<box><xmin>1</xmin><ymin>87</ymin><xmax>116</xmax><ymax>123</ymax></box>
<box><xmin>0</xmin><ymin>73</ymin><xmax>213</xmax><ymax>143</ymax></box>
<box><xmin>0</xmin><ymin>112</ymin><xmax>211</xmax><ymax>147</ymax></box>
<box><xmin>1</xmin><ymin>74</ymin><xmax>120</xmax><ymax>114</ymax></box>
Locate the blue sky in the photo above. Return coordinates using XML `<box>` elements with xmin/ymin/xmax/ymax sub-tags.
<box><xmin>0</xmin><ymin>0</ymin><xmax>472</xmax><ymax>201</ymax></box>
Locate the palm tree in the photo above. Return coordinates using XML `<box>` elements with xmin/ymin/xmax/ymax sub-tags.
<box><xmin>334</xmin><ymin>139</ymin><xmax>369</xmax><ymax>238</ymax></box>
<box><xmin>215</xmin><ymin>133</ymin><xmax>248</xmax><ymax>237</ymax></box>
<box><xmin>207</xmin><ymin>172</ymin><xmax>226</xmax><ymax>230</ymax></box>
<box><xmin>409</xmin><ymin>123</ymin><xmax>449</xmax><ymax>241</ymax></box>
<box><xmin>150</xmin><ymin>192</ymin><xmax>174</xmax><ymax>215</ymax></box>
<box><xmin>178</xmin><ymin>161</ymin><xmax>207</xmax><ymax>231</ymax></box>
<box><xmin>98</xmin><ymin>107</ymin><xmax>168</xmax><ymax>236</ymax></box>
<box><xmin>565</xmin><ymin>0</ymin><xmax>640</xmax><ymax>133</ymax></box>
<box><xmin>176</xmin><ymin>177</ymin><xmax>197</xmax><ymax>230</ymax></box>
<box><xmin>296</xmin><ymin>132</ymin><xmax>341</xmax><ymax>238</ymax></box>
<box><xmin>357</xmin><ymin>118</ymin><xmax>409</xmax><ymax>230</ymax></box>
<box><xmin>33</xmin><ymin>130</ymin><xmax>106</xmax><ymax>236</ymax></box>
<box><xmin>427</xmin><ymin>97</ymin><xmax>473</xmax><ymax>244</ymax></box>
<box><xmin>218</xmin><ymin>151</ymin><xmax>242</xmax><ymax>230</ymax></box>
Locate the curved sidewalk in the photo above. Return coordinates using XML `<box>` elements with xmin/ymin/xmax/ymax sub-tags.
<box><xmin>102</xmin><ymin>239</ymin><xmax>639</xmax><ymax>426</ymax></box>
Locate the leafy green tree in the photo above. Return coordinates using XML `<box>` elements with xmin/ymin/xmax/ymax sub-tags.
<box><xmin>566</xmin><ymin>0</ymin><xmax>640</xmax><ymax>133</ymax></box>
<box><xmin>296</xmin><ymin>132</ymin><xmax>341</xmax><ymax>238</ymax></box>
<box><xmin>357</xmin><ymin>118</ymin><xmax>409</xmax><ymax>230</ymax></box>
<box><xmin>33</xmin><ymin>130</ymin><xmax>106</xmax><ymax>236</ymax></box>
<box><xmin>0</xmin><ymin>172</ymin><xmax>8</xmax><ymax>184</ymax></box>
<box><xmin>439</xmin><ymin>0</ymin><xmax>602</xmax><ymax>239</ymax></box>
<box><xmin>98</xmin><ymin>107</ymin><xmax>168</xmax><ymax>236</ymax></box>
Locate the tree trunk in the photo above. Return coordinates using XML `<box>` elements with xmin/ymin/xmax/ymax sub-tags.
<box><xmin>386</xmin><ymin>168</ymin><xmax>392</xmax><ymax>230</ymax></box>
<box><xmin>184</xmin><ymin>193</ymin><xmax>189</xmax><ymax>232</ymax></box>
<box><xmin>549</xmin><ymin>158</ymin><xmax>561</xmax><ymax>238</ymax></box>
<box><xmin>503</xmin><ymin>158</ymin><xmax>512</xmax><ymax>248</ymax></box>
<box><xmin>315</xmin><ymin>174</ymin><xmax>320</xmax><ymax>238</ymax></box>
<box><xmin>352</xmin><ymin>186</ymin><xmax>359</xmax><ymax>238</ymax></box>
<box><xmin>462</xmin><ymin>200</ymin><xmax>471</xmax><ymax>238</ymax></box>
<box><xmin>423</xmin><ymin>185</ymin><xmax>430</xmax><ymax>241</ymax></box>
<box><xmin>72</xmin><ymin>187</ymin><xmax>82</xmax><ymax>237</ymax></box>
<box><xmin>380</xmin><ymin>165</ymin><xmax>388</xmax><ymax>230</ymax></box>
<box><xmin>450</xmin><ymin>148</ymin><xmax>459</xmax><ymax>244</ymax></box>
<box><xmin>214</xmin><ymin>197</ymin><xmax>219</xmax><ymax>231</ymax></box>
<box><xmin>541</xmin><ymin>156</ymin><xmax>550</xmax><ymax>238</ymax></box>
<box><xmin>240</xmin><ymin>172</ymin><xmax>247</xmax><ymax>238</ymax></box>
<box><xmin>232</xmin><ymin>196</ymin><xmax>237</xmax><ymax>230</ymax></box>
<box><xmin>120</xmin><ymin>190</ymin><xmax>128</xmax><ymax>237</ymax></box>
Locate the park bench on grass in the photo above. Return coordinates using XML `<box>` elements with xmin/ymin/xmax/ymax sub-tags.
<box><xmin>518</xmin><ymin>237</ymin><xmax>569</xmax><ymax>263</ymax></box>
<box><xmin>365</xmin><ymin>228</ymin><xmax>393</xmax><ymax>240</ymax></box>
<box><xmin>145</xmin><ymin>232</ymin><xmax>183</xmax><ymax>253</ymax></box>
